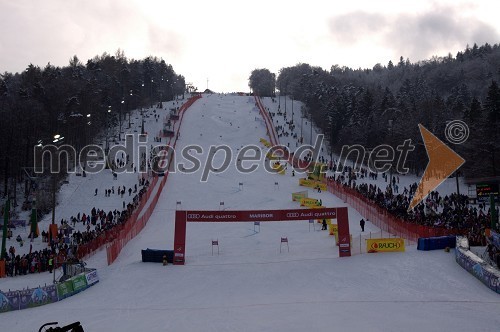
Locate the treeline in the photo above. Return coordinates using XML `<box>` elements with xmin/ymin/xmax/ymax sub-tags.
<box><xmin>254</xmin><ymin>43</ymin><xmax>500</xmax><ymax>178</ymax></box>
<box><xmin>0</xmin><ymin>50</ymin><xmax>186</xmax><ymax>198</ymax></box>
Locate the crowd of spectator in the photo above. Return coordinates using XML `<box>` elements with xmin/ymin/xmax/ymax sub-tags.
<box><xmin>325</xmin><ymin>164</ymin><xmax>497</xmax><ymax>246</ymax></box>
<box><xmin>3</xmin><ymin>176</ymin><xmax>151</xmax><ymax>278</ymax></box>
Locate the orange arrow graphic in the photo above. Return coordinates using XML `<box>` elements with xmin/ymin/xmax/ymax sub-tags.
<box><xmin>408</xmin><ymin>124</ymin><xmax>465</xmax><ymax>211</ymax></box>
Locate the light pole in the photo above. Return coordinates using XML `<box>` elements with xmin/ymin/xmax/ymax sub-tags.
<box><xmin>300</xmin><ymin>106</ymin><xmax>304</xmax><ymax>144</ymax></box>
<box><xmin>278</xmin><ymin>82</ymin><xmax>281</xmax><ymax>112</ymax></box>
<box><xmin>150</xmin><ymin>79</ymin><xmax>154</xmax><ymax>108</ymax></box>
<box><xmin>388</xmin><ymin>119</ymin><xmax>394</xmax><ymax>185</ymax></box>
<box><xmin>51</xmin><ymin>134</ymin><xmax>64</xmax><ymax>228</ymax></box>
<box><xmin>119</xmin><ymin>99</ymin><xmax>124</xmax><ymax>141</ymax></box>
<box><xmin>86</xmin><ymin>113</ymin><xmax>91</xmax><ymax>145</ymax></box>
<box><xmin>284</xmin><ymin>90</ymin><xmax>287</xmax><ymax>118</ymax></box>
<box><xmin>106</xmin><ymin>106</ymin><xmax>111</xmax><ymax>154</ymax></box>
<box><xmin>310</xmin><ymin>113</ymin><xmax>313</xmax><ymax>145</ymax></box>
<box><xmin>141</xmin><ymin>109</ymin><xmax>145</xmax><ymax>135</ymax></box>
<box><xmin>128</xmin><ymin>90</ymin><xmax>133</xmax><ymax>129</ymax></box>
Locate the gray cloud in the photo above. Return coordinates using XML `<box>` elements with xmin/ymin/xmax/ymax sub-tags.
<box><xmin>0</xmin><ymin>1</ymin><xmax>183</xmax><ymax>73</ymax></box>
<box><xmin>328</xmin><ymin>6</ymin><xmax>500</xmax><ymax>61</ymax></box>
<box><xmin>147</xmin><ymin>24</ymin><xmax>183</xmax><ymax>58</ymax></box>
<box><xmin>328</xmin><ymin>11</ymin><xmax>387</xmax><ymax>44</ymax></box>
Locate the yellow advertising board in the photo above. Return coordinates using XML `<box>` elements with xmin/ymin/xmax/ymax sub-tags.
<box><xmin>299</xmin><ymin>178</ymin><xmax>326</xmax><ymax>191</ymax></box>
<box><xmin>299</xmin><ymin>178</ymin><xmax>315</xmax><ymax>187</ymax></box>
<box><xmin>366</xmin><ymin>238</ymin><xmax>405</xmax><ymax>253</ymax></box>
<box><xmin>260</xmin><ymin>138</ymin><xmax>271</xmax><ymax>148</ymax></box>
<box><xmin>300</xmin><ymin>197</ymin><xmax>319</xmax><ymax>207</ymax></box>
<box><xmin>272</xmin><ymin>162</ymin><xmax>285</xmax><ymax>174</ymax></box>
<box><xmin>266</xmin><ymin>151</ymin><xmax>278</xmax><ymax>160</ymax></box>
<box><xmin>307</xmin><ymin>162</ymin><xmax>327</xmax><ymax>181</ymax></box>
<box><xmin>315</xmin><ymin>183</ymin><xmax>327</xmax><ymax>191</ymax></box>
<box><xmin>329</xmin><ymin>223</ymin><xmax>338</xmax><ymax>236</ymax></box>
<box><xmin>292</xmin><ymin>191</ymin><xmax>308</xmax><ymax>202</ymax></box>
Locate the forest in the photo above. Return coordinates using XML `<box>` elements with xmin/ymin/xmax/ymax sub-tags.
<box><xmin>0</xmin><ymin>50</ymin><xmax>187</xmax><ymax>209</ymax></box>
<box><xmin>249</xmin><ymin>43</ymin><xmax>500</xmax><ymax>178</ymax></box>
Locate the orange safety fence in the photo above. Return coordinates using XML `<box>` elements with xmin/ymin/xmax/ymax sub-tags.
<box><xmin>254</xmin><ymin>95</ymin><xmax>279</xmax><ymax>146</ymax></box>
<box><xmin>0</xmin><ymin>259</ymin><xmax>5</xmax><ymax>278</ymax></box>
<box><xmin>105</xmin><ymin>95</ymin><xmax>201</xmax><ymax>265</ymax></box>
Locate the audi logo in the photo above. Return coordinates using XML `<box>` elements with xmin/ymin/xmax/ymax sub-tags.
<box><xmin>187</xmin><ymin>214</ymin><xmax>200</xmax><ymax>219</ymax></box>
<box><xmin>287</xmin><ymin>212</ymin><xmax>300</xmax><ymax>217</ymax></box>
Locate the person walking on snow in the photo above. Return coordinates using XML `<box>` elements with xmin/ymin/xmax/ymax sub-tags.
<box><xmin>360</xmin><ymin>218</ymin><xmax>365</xmax><ymax>232</ymax></box>
<box><xmin>322</xmin><ymin>219</ymin><xmax>327</xmax><ymax>230</ymax></box>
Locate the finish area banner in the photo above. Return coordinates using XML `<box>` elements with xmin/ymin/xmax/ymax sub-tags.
<box><xmin>183</xmin><ymin>208</ymin><xmax>337</xmax><ymax>222</ymax></box>
<box><xmin>366</xmin><ymin>238</ymin><xmax>405</xmax><ymax>253</ymax></box>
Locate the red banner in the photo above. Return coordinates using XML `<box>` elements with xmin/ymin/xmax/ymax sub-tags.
<box><xmin>183</xmin><ymin>208</ymin><xmax>337</xmax><ymax>222</ymax></box>
<box><xmin>174</xmin><ymin>207</ymin><xmax>348</xmax><ymax>265</ymax></box>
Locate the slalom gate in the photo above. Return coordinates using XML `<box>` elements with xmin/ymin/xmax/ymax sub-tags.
<box><xmin>172</xmin><ymin>207</ymin><xmax>350</xmax><ymax>265</ymax></box>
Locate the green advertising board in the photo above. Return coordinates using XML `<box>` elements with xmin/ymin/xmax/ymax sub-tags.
<box><xmin>72</xmin><ymin>274</ymin><xmax>88</xmax><ymax>293</ymax></box>
<box><xmin>57</xmin><ymin>280</ymin><xmax>74</xmax><ymax>299</ymax></box>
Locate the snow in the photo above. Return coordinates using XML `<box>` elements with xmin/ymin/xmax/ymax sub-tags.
<box><xmin>1</xmin><ymin>94</ymin><xmax>499</xmax><ymax>331</ymax></box>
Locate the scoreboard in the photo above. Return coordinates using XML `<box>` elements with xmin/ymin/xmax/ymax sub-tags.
<box><xmin>476</xmin><ymin>182</ymin><xmax>499</xmax><ymax>202</ymax></box>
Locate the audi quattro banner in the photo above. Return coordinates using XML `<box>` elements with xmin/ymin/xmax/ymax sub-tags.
<box><xmin>366</xmin><ymin>238</ymin><xmax>405</xmax><ymax>253</ymax></box>
<box><xmin>184</xmin><ymin>208</ymin><xmax>337</xmax><ymax>222</ymax></box>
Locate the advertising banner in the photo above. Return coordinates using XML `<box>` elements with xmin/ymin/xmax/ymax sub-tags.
<box><xmin>299</xmin><ymin>178</ymin><xmax>314</xmax><ymax>187</ymax></box>
<box><xmin>0</xmin><ymin>290</ymin><xmax>19</xmax><ymax>312</ymax></box>
<box><xmin>17</xmin><ymin>286</ymin><xmax>56</xmax><ymax>309</ymax></box>
<box><xmin>260</xmin><ymin>138</ymin><xmax>271</xmax><ymax>148</ymax></box>
<box><xmin>72</xmin><ymin>274</ymin><xmax>88</xmax><ymax>293</ymax></box>
<box><xmin>455</xmin><ymin>247</ymin><xmax>500</xmax><ymax>294</ymax></box>
<box><xmin>299</xmin><ymin>179</ymin><xmax>327</xmax><ymax>191</ymax></box>
<box><xmin>271</xmin><ymin>162</ymin><xmax>286</xmax><ymax>174</ymax></box>
<box><xmin>329</xmin><ymin>223</ymin><xmax>338</xmax><ymax>236</ymax></box>
<box><xmin>366</xmin><ymin>238</ymin><xmax>405</xmax><ymax>253</ymax></box>
<box><xmin>184</xmin><ymin>208</ymin><xmax>337</xmax><ymax>222</ymax></box>
<box><xmin>300</xmin><ymin>197</ymin><xmax>319</xmax><ymax>207</ymax></box>
<box><xmin>57</xmin><ymin>280</ymin><xmax>74</xmax><ymax>300</ymax></box>
<box><xmin>85</xmin><ymin>269</ymin><xmax>99</xmax><ymax>285</ymax></box>
<box><xmin>292</xmin><ymin>191</ymin><xmax>308</xmax><ymax>202</ymax></box>
<box><xmin>41</xmin><ymin>285</ymin><xmax>58</xmax><ymax>306</ymax></box>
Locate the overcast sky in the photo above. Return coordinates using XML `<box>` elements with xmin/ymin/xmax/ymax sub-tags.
<box><xmin>0</xmin><ymin>0</ymin><xmax>499</xmax><ymax>92</ymax></box>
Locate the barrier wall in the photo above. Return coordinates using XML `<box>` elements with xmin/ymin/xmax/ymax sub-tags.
<box><xmin>106</xmin><ymin>95</ymin><xmax>201</xmax><ymax>265</ymax></box>
<box><xmin>141</xmin><ymin>249</ymin><xmax>174</xmax><ymax>263</ymax></box>
<box><xmin>417</xmin><ymin>236</ymin><xmax>456</xmax><ymax>251</ymax></box>
<box><xmin>0</xmin><ymin>268</ymin><xmax>99</xmax><ymax>313</ymax></box>
<box><xmin>455</xmin><ymin>237</ymin><xmax>500</xmax><ymax>294</ymax></box>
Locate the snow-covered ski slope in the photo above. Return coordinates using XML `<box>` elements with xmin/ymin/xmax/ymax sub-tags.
<box><xmin>1</xmin><ymin>94</ymin><xmax>499</xmax><ymax>332</ymax></box>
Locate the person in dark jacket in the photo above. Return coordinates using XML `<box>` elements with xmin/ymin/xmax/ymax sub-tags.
<box><xmin>322</xmin><ymin>219</ymin><xmax>327</xmax><ymax>230</ymax></box>
<box><xmin>360</xmin><ymin>218</ymin><xmax>365</xmax><ymax>232</ymax></box>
